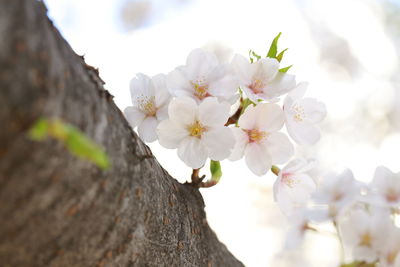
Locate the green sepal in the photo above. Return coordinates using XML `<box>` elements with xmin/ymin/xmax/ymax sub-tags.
<box><xmin>210</xmin><ymin>160</ymin><xmax>222</xmax><ymax>184</ymax></box>
<box><xmin>279</xmin><ymin>65</ymin><xmax>292</xmax><ymax>73</ymax></box>
<box><xmin>276</xmin><ymin>48</ymin><xmax>288</xmax><ymax>62</ymax></box>
<box><xmin>249</xmin><ymin>50</ymin><xmax>261</xmax><ymax>63</ymax></box>
<box><xmin>240</xmin><ymin>98</ymin><xmax>256</xmax><ymax>115</ymax></box>
<box><xmin>267</xmin><ymin>32</ymin><xmax>282</xmax><ymax>59</ymax></box>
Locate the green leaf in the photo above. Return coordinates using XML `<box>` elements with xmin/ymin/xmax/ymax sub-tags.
<box><xmin>267</xmin><ymin>32</ymin><xmax>282</xmax><ymax>59</ymax></box>
<box><xmin>276</xmin><ymin>48</ymin><xmax>288</xmax><ymax>62</ymax></box>
<box><xmin>28</xmin><ymin>118</ymin><xmax>110</xmax><ymax>170</ymax></box>
<box><xmin>279</xmin><ymin>65</ymin><xmax>292</xmax><ymax>73</ymax></box>
<box><xmin>28</xmin><ymin>118</ymin><xmax>49</xmax><ymax>141</ymax></box>
<box><xmin>210</xmin><ymin>160</ymin><xmax>222</xmax><ymax>184</ymax></box>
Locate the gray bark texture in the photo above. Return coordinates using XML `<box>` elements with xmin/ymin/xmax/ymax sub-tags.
<box><xmin>0</xmin><ymin>1</ymin><xmax>244</xmax><ymax>266</ymax></box>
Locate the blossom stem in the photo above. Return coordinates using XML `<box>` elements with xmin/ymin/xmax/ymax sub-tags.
<box><xmin>188</xmin><ymin>168</ymin><xmax>217</xmax><ymax>188</ymax></box>
<box><xmin>271</xmin><ymin>165</ymin><xmax>280</xmax><ymax>176</ymax></box>
<box><xmin>333</xmin><ymin>220</ymin><xmax>345</xmax><ymax>263</ymax></box>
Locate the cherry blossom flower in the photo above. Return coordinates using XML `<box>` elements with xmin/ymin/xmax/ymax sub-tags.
<box><xmin>313</xmin><ymin>169</ymin><xmax>361</xmax><ymax>219</ymax></box>
<box><xmin>283</xmin><ymin>207</ymin><xmax>329</xmax><ymax>249</ymax></box>
<box><xmin>124</xmin><ymin>73</ymin><xmax>171</xmax><ymax>142</ymax></box>
<box><xmin>283</xmin><ymin>82</ymin><xmax>327</xmax><ymax>145</ymax></box>
<box><xmin>273</xmin><ymin>158</ymin><xmax>317</xmax><ymax>216</ymax></box>
<box><xmin>283</xmin><ymin>209</ymin><xmax>311</xmax><ymax>249</ymax></box>
<box><xmin>229</xmin><ymin>103</ymin><xmax>294</xmax><ymax>176</ymax></box>
<box><xmin>167</xmin><ymin>48</ymin><xmax>239</xmax><ymax>104</ymax></box>
<box><xmin>369</xmin><ymin>166</ymin><xmax>400</xmax><ymax>208</ymax></box>
<box><xmin>231</xmin><ymin>54</ymin><xmax>296</xmax><ymax>103</ymax></box>
<box><xmin>339</xmin><ymin>208</ymin><xmax>393</xmax><ymax>263</ymax></box>
<box><xmin>377</xmin><ymin>226</ymin><xmax>400</xmax><ymax>267</ymax></box>
<box><xmin>157</xmin><ymin>96</ymin><xmax>234</xmax><ymax>169</ymax></box>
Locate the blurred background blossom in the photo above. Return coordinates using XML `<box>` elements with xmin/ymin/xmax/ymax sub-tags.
<box><xmin>44</xmin><ymin>0</ymin><xmax>400</xmax><ymax>266</ymax></box>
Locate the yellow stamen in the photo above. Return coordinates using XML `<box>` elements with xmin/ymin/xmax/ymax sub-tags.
<box><xmin>282</xmin><ymin>173</ymin><xmax>298</xmax><ymax>188</ymax></box>
<box><xmin>246</xmin><ymin>129</ymin><xmax>268</xmax><ymax>143</ymax></box>
<box><xmin>137</xmin><ymin>95</ymin><xmax>157</xmax><ymax>116</ymax></box>
<box><xmin>292</xmin><ymin>104</ymin><xmax>305</xmax><ymax>122</ymax></box>
<box><xmin>192</xmin><ymin>82</ymin><xmax>209</xmax><ymax>100</ymax></box>
<box><xmin>359</xmin><ymin>232</ymin><xmax>372</xmax><ymax>247</ymax></box>
<box><xmin>188</xmin><ymin>121</ymin><xmax>207</xmax><ymax>138</ymax></box>
<box><xmin>249</xmin><ymin>79</ymin><xmax>265</xmax><ymax>94</ymax></box>
<box><xmin>386</xmin><ymin>251</ymin><xmax>398</xmax><ymax>264</ymax></box>
<box><xmin>386</xmin><ymin>188</ymin><xmax>399</xmax><ymax>203</ymax></box>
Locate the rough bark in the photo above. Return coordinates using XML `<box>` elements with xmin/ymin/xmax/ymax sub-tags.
<box><xmin>0</xmin><ymin>1</ymin><xmax>244</xmax><ymax>266</ymax></box>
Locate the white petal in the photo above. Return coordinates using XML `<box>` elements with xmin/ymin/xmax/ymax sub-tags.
<box><xmin>186</xmin><ymin>48</ymin><xmax>218</xmax><ymax>81</ymax></box>
<box><xmin>198</xmin><ymin>97</ymin><xmax>230</xmax><ymax>127</ymax></box>
<box><xmin>274</xmin><ymin>179</ymin><xmax>296</xmax><ymax>216</ymax></box>
<box><xmin>229</xmin><ymin>127</ymin><xmax>249</xmax><ymax>161</ymax></box>
<box><xmin>371</xmin><ymin>166</ymin><xmax>395</xmax><ymax>190</ymax></box>
<box><xmin>202</xmin><ymin>127</ymin><xmax>235</xmax><ymax>160</ymax></box>
<box><xmin>256</xmin><ymin>103</ymin><xmax>285</xmax><ymax>132</ymax></box>
<box><xmin>124</xmin><ymin>106</ymin><xmax>145</xmax><ymax>128</ymax></box>
<box><xmin>130</xmin><ymin>73</ymin><xmax>154</xmax><ymax>100</ymax></box>
<box><xmin>353</xmin><ymin>246</ymin><xmax>378</xmax><ymax>263</ymax></box>
<box><xmin>242</xmin><ymin>86</ymin><xmax>263</xmax><ymax>103</ymax></box>
<box><xmin>208</xmin><ymin>73</ymin><xmax>239</xmax><ymax>101</ymax></box>
<box><xmin>370</xmin><ymin>166</ymin><xmax>400</xmax><ymax>204</ymax></box>
<box><xmin>157</xmin><ymin>119</ymin><xmax>188</xmax><ymax>149</ymax></box>
<box><xmin>155</xmin><ymin>104</ymin><xmax>169</xmax><ymax>121</ymax></box>
<box><xmin>244</xmin><ymin>143</ymin><xmax>272</xmax><ymax>176</ymax></box>
<box><xmin>253</xmin><ymin>57</ymin><xmax>280</xmax><ymax>82</ymax></box>
<box><xmin>265</xmin><ymin>132</ymin><xmax>294</xmax><ymax>164</ymax></box>
<box><xmin>177</xmin><ymin>136</ymin><xmax>208</xmax><ymax>169</ymax></box>
<box><xmin>283</xmin><ymin>95</ymin><xmax>294</xmax><ymax>112</ymax></box>
<box><xmin>287</xmin><ymin>82</ymin><xmax>308</xmax><ymax>100</ymax></box>
<box><xmin>231</xmin><ymin>54</ymin><xmax>253</xmax><ymax>84</ymax></box>
<box><xmin>238</xmin><ymin>104</ymin><xmax>257</xmax><ymax>130</ymax></box>
<box><xmin>167</xmin><ymin>68</ymin><xmax>192</xmax><ymax>96</ymax></box>
<box><xmin>286</xmin><ymin>121</ymin><xmax>321</xmax><ymax>145</ymax></box>
<box><xmin>300</xmin><ymin>98</ymin><xmax>327</xmax><ymax>123</ymax></box>
<box><xmin>152</xmin><ymin>73</ymin><xmax>171</xmax><ymax>107</ymax></box>
<box><xmin>168</xmin><ymin>96</ymin><xmax>197</xmax><ymax>126</ymax></box>
<box><xmin>283</xmin><ymin>158</ymin><xmax>316</xmax><ymax>174</ymax></box>
<box><xmin>137</xmin><ymin>117</ymin><xmax>158</xmax><ymax>142</ymax></box>
<box><xmin>282</xmin><ymin>174</ymin><xmax>316</xmax><ymax>203</ymax></box>
<box><xmin>264</xmin><ymin>72</ymin><xmax>296</xmax><ymax>99</ymax></box>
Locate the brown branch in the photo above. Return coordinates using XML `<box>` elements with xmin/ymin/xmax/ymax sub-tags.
<box><xmin>0</xmin><ymin>1</ymin><xmax>244</xmax><ymax>266</ymax></box>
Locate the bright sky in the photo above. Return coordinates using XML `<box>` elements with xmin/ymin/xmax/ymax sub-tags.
<box><xmin>44</xmin><ymin>0</ymin><xmax>400</xmax><ymax>266</ymax></box>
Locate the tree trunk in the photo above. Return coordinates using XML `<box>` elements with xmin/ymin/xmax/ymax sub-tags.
<box><xmin>0</xmin><ymin>1</ymin><xmax>244</xmax><ymax>266</ymax></box>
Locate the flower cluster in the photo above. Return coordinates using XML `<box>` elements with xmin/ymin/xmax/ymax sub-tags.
<box><xmin>124</xmin><ymin>33</ymin><xmax>326</xmax><ymax>186</ymax></box>
<box><xmin>278</xmin><ymin>164</ymin><xmax>400</xmax><ymax>267</ymax></box>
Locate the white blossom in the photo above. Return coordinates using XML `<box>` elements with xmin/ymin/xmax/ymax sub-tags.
<box><xmin>377</xmin><ymin>225</ymin><xmax>400</xmax><ymax>267</ymax></box>
<box><xmin>231</xmin><ymin>54</ymin><xmax>296</xmax><ymax>103</ymax></box>
<box><xmin>283</xmin><ymin>209</ymin><xmax>311</xmax><ymax>249</ymax></box>
<box><xmin>313</xmin><ymin>169</ymin><xmax>360</xmax><ymax>219</ymax></box>
<box><xmin>124</xmin><ymin>73</ymin><xmax>171</xmax><ymax>142</ymax></box>
<box><xmin>339</xmin><ymin>208</ymin><xmax>393</xmax><ymax>263</ymax></box>
<box><xmin>167</xmin><ymin>48</ymin><xmax>239</xmax><ymax>104</ymax></box>
<box><xmin>273</xmin><ymin>158</ymin><xmax>317</xmax><ymax>216</ymax></box>
<box><xmin>157</xmin><ymin>96</ymin><xmax>234</xmax><ymax>169</ymax></box>
<box><xmin>369</xmin><ymin>166</ymin><xmax>400</xmax><ymax>208</ymax></box>
<box><xmin>283</xmin><ymin>82</ymin><xmax>327</xmax><ymax>145</ymax></box>
<box><xmin>229</xmin><ymin>103</ymin><xmax>294</xmax><ymax>176</ymax></box>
